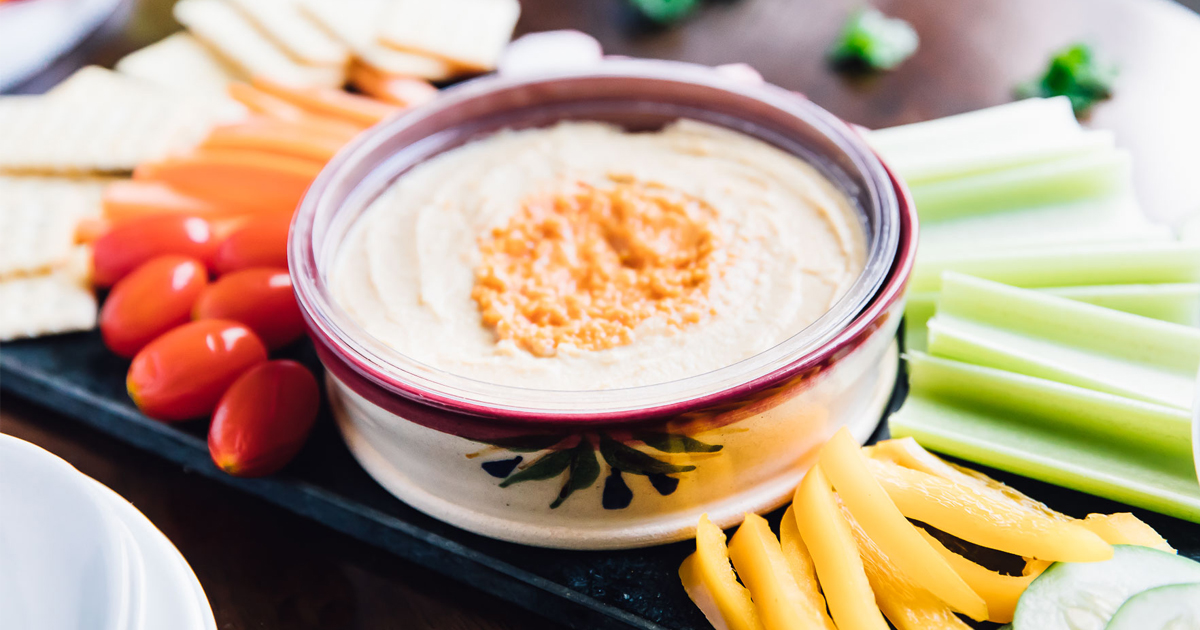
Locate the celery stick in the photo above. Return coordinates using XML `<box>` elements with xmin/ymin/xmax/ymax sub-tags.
<box><xmin>917</xmin><ymin>191</ymin><xmax>1172</xmax><ymax>257</ymax></box>
<box><xmin>910</xmin><ymin>149</ymin><xmax>1130</xmax><ymax>221</ymax></box>
<box><xmin>927</xmin><ymin>273</ymin><xmax>1200</xmax><ymax>408</ymax></box>
<box><xmin>884</xmin><ymin>129</ymin><xmax>1115</xmax><ymax>186</ymax></box>
<box><xmin>1042</xmin><ymin>284</ymin><xmax>1200</xmax><ymax>326</ymax></box>
<box><xmin>911</xmin><ymin>241</ymin><xmax>1200</xmax><ymax>293</ymax></box>
<box><xmin>890</xmin><ymin>353</ymin><xmax>1200</xmax><ymax>523</ymax></box>
<box><xmin>904</xmin><ymin>283</ymin><xmax>1199</xmax><ymax>353</ymax></box>
<box><xmin>867</xmin><ymin>97</ymin><xmax>1079</xmax><ymax>155</ymax></box>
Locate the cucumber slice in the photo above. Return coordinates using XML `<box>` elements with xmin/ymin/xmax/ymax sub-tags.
<box><xmin>1105</xmin><ymin>582</ymin><xmax>1200</xmax><ymax>630</ymax></box>
<box><xmin>1013</xmin><ymin>546</ymin><xmax>1200</xmax><ymax>630</ymax></box>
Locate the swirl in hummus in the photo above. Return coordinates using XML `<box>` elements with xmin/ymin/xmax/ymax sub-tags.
<box><xmin>330</xmin><ymin>120</ymin><xmax>866</xmax><ymax>390</ymax></box>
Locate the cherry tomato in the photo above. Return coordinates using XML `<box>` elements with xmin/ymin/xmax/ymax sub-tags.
<box><xmin>100</xmin><ymin>255</ymin><xmax>208</xmax><ymax>358</ymax></box>
<box><xmin>127</xmin><ymin>319</ymin><xmax>267</xmax><ymax>422</ymax></box>
<box><xmin>208</xmin><ymin>360</ymin><xmax>319</xmax><ymax>477</ymax></box>
<box><xmin>192</xmin><ymin>267</ymin><xmax>305</xmax><ymax>349</ymax></box>
<box><xmin>212</xmin><ymin>213</ymin><xmax>292</xmax><ymax>274</ymax></box>
<box><xmin>93</xmin><ymin>215</ymin><xmax>218</xmax><ymax>287</ymax></box>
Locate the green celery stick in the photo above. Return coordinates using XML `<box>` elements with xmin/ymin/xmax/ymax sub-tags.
<box><xmin>884</xmin><ymin>129</ymin><xmax>1115</xmax><ymax>186</ymax></box>
<box><xmin>868</xmin><ymin>97</ymin><xmax>1079</xmax><ymax>156</ymax></box>
<box><xmin>905</xmin><ymin>283</ymin><xmax>1200</xmax><ymax>352</ymax></box>
<box><xmin>910</xmin><ymin>149</ymin><xmax>1130</xmax><ymax>221</ymax></box>
<box><xmin>927</xmin><ymin>273</ymin><xmax>1200</xmax><ymax>408</ymax></box>
<box><xmin>1042</xmin><ymin>284</ymin><xmax>1200</xmax><ymax>325</ymax></box>
<box><xmin>917</xmin><ymin>191</ymin><xmax>1172</xmax><ymax>257</ymax></box>
<box><xmin>911</xmin><ymin>241</ymin><xmax>1200</xmax><ymax>293</ymax></box>
<box><xmin>891</xmin><ymin>353</ymin><xmax>1200</xmax><ymax>523</ymax></box>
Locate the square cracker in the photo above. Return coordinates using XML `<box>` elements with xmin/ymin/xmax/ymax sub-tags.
<box><xmin>0</xmin><ymin>175</ymin><xmax>110</xmax><ymax>277</ymax></box>
<box><xmin>297</xmin><ymin>0</ymin><xmax>456</xmax><ymax>81</ymax></box>
<box><xmin>224</xmin><ymin>0</ymin><xmax>350</xmax><ymax>68</ymax></box>
<box><xmin>0</xmin><ymin>246</ymin><xmax>97</xmax><ymax>341</ymax></box>
<box><xmin>378</xmin><ymin>0</ymin><xmax>520</xmax><ymax>72</ymax></box>
<box><xmin>115</xmin><ymin>32</ymin><xmax>248</xmax><ymax>120</ymax></box>
<box><xmin>0</xmin><ymin>67</ymin><xmax>220</xmax><ymax>173</ymax></box>
<box><xmin>174</xmin><ymin>0</ymin><xmax>345</xmax><ymax>88</ymax></box>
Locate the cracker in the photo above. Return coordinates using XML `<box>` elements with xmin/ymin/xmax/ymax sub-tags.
<box><xmin>224</xmin><ymin>0</ymin><xmax>350</xmax><ymax>68</ymax></box>
<box><xmin>297</xmin><ymin>0</ymin><xmax>456</xmax><ymax>80</ymax></box>
<box><xmin>0</xmin><ymin>67</ymin><xmax>220</xmax><ymax>173</ymax></box>
<box><xmin>378</xmin><ymin>0</ymin><xmax>520</xmax><ymax>72</ymax></box>
<box><xmin>115</xmin><ymin>32</ymin><xmax>248</xmax><ymax>120</ymax></box>
<box><xmin>0</xmin><ymin>175</ymin><xmax>110</xmax><ymax>277</ymax></box>
<box><xmin>174</xmin><ymin>0</ymin><xmax>345</xmax><ymax>88</ymax></box>
<box><xmin>0</xmin><ymin>246</ymin><xmax>97</xmax><ymax>341</ymax></box>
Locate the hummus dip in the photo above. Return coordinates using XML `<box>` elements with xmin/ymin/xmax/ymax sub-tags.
<box><xmin>330</xmin><ymin>120</ymin><xmax>866</xmax><ymax>390</ymax></box>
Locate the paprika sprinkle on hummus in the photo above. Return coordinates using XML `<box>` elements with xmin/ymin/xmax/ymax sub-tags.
<box><xmin>471</xmin><ymin>179</ymin><xmax>721</xmax><ymax>357</ymax></box>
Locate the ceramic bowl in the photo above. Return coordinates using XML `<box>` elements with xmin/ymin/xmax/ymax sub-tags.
<box><xmin>290</xmin><ymin>59</ymin><xmax>917</xmax><ymax>549</ymax></box>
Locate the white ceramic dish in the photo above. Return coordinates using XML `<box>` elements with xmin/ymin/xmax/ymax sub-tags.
<box><xmin>0</xmin><ymin>436</ymin><xmax>133</xmax><ymax>630</ymax></box>
<box><xmin>85</xmin><ymin>479</ymin><xmax>217</xmax><ymax>630</ymax></box>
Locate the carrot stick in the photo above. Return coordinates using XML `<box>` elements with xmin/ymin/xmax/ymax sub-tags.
<box><xmin>252</xmin><ymin>76</ymin><xmax>401</xmax><ymax>126</ymax></box>
<box><xmin>75</xmin><ymin>216</ymin><xmax>110</xmax><ymax>243</ymax></box>
<box><xmin>102</xmin><ymin>180</ymin><xmax>250</xmax><ymax>224</ymax></box>
<box><xmin>134</xmin><ymin>149</ymin><xmax>324</xmax><ymax>215</ymax></box>
<box><xmin>228</xmin><ymin>83</ymin><xmax>364</xmax><ymax>140</ymax></box>
<box><xmin>348</xmin><ymin>62</ymin><xmax>438</xmax><ymax>108</ymax></box>
<box><xmin>201</xmin><ymin>118</ymin><xmax>348</xmax><ymax>163</ymax></box>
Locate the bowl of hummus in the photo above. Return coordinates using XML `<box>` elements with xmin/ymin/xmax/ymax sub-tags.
<box><xmin>290</xmin><ymin>59</ymin><xmax>916</xmax><ymax>549</ymax></box>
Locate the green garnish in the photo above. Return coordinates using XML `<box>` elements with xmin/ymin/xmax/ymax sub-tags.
<box><xmin>1017</xmin><ymin>43</ymin><xmax>1117</xmax><ymax>117</ymax></box>
<box><xmin>627</xmin><ymin>0</ymin><xmax>700</xmax><ymax>24</ymax></box>
<box><xmin>828</xmin><ymin>8</ymin><xmax>919</xmax><ymax>71</ymax></box>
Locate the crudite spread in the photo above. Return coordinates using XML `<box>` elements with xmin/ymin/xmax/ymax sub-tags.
<box><xmin>331</xmin><ymin>120</ymin><xmax>866</xmax><ymax>390</ymax></box>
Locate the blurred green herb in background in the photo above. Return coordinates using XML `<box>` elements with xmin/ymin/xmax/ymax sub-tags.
<box><xmin>828</xmin><ymin>8</ymin><xmax>919</xmax><ymax>72</ymax></box>
<box><xmin>1017</xmin><ymin>43</ymin><xmax>1117</xmax><ymax>118</ymax></box>
<box><xmin>628</xmin><ymin>0</ymin><xmax>701</xmax><ymax>24</ymax></box>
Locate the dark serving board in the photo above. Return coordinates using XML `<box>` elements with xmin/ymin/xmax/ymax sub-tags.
<box><xmin>5</xmin><ymin>1</ymin><xmax>1200</xmax><ymax>626</ymax></box>
<box><xmin>3</xmin><ymin>330</ymin><xmax>1198</xmax><ymax>630</ymax></box>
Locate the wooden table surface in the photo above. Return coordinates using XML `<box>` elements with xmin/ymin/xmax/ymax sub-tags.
<box><xmin>4</xmin><ymin>0</ymin><xmax>1200</xmax><ymax>628</ymax></box>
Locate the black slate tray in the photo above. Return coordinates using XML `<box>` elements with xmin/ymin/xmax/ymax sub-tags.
<box><xmin>3</xmin><ymin>331</ymin><xmax>1198</xmax><ymax>630</ymax></box>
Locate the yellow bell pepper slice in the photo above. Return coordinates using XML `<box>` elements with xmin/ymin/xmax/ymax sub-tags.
<box><xmin>679</xmin><ymin>514</ymin><xmax>765</xmax><ymax>630</ymax></box>
<box><xmin>729</xmin><ymin>513</ymin><xmax>837</xmax><ymax>630</ymax></box>
<box><xmin>778</xmin><ymin>505</ymin><xmax>832</xmax><ymax>622</ymax></box>
<box><xmin>1082</xmin><ymin>513</ymin><xmax>1176</xmax><ymax>552</ymax></box>
<box><xmin>793</xmin><ymin>464</ymin><xmax>889</xmax><ymax>630</ymax></box>
<box><xmin>819</xmin><ymin>428</ymin><xmax>989</xmax><ymax>621</ymax></box>
<box><xmin>843</xmin><ymin>506</ymin><xmax>974</xmax><ymax>630</ymax></box>
<box><xmin>867</xmin><ymin>456</ymin><xmax>1111</xmax><ymax>562</ymax></box>
<box><xmin>866</xmin><ymin>438</ymin><xmax>1074</xmax><ymax>523</ymax></box>
<box><xmin>916</xmin><ymin>528</ymin><xmax>1050</xmax><ymax>623</ymax></box>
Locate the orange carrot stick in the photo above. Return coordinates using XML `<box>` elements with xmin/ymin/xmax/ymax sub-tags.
<box><xmin>134</xmin><ymin>149</ymin><xmax>324</xmax><ymax>216</ymax></box>
<box><xmin>201</xmin><ymin>118</ymin><xmax>348</xmax><ymax>163</ymax></box>
<box><xmin>103</xmin><ymin>180</ymin><xmax>250</xmax><ymax>224</ymax></box>
<box><xmin>348</xmin><ymin>62</ymin><xmax>438</xmax><ymax>108</ymax></box>
<box><xmin>228</xmin><ymin>83</ymin><xmax>364</xmax><ymax>140</ymax></box>
<box><xmin>252</xmin><ymin>76</ymin><xmax>401</xmax><ymax>126</ymax></box>
<box><xmin>75</xmin><ymin>216</ymin><xmax>110</xmax><ymax>243</ymax></box>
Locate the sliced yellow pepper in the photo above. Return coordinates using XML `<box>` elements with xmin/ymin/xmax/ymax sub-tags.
<box><xmin>778</xmin><ymin>505</ymin><xmax>832</xmax><ymax>621</ymax></box>
<box><xmin>819</xmin><ymin>428</ymin><xmax>989</xmax><ymax>621</ymax></box>
<box><xmin>1082</xmin><ymin>513</ymin><xmax>1176</xmax><ymax>552</ymax></box>
<box><xmin>866</xmin><ymin>438</ymin><xmax>1075</xmax><ymax>522</ymax></box>
<box><xmin>843</xmin><ymin>506</ymin><xmax>974</xmax><ymax>630</ymax></box>
<box><xmin>793</xmin><ymin>464</ymin><xmax>889</xmax><ymax>630</ymax></box>
<box><xmin>867</xmin><ymin>456</ymin><xmax>1112</xmax><ymax>562</ymax></box>
<box><xmin>679</xmin><ymin>514</ymin><xmax>765</xmax><ymax>630</ymax></box>
<box><xmin>917</xmin><ymin>528</ymin><xmax>1050</xmax><ymax>623</ymax></box>
<box><xmin>729</xmin><ymin>513</ymin><xmax>837</xmax><ymax>630</ymax></box>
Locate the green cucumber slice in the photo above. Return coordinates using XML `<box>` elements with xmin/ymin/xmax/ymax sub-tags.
<box><xmin>1105</xmin><ymin>582</ymin><xmax>1200</xmax><ymax>630</ymax></box>
<box><xmin>1013</xmin><ymin>546</ymin><xmax>1200</xmax><ymax>630</ymax></box>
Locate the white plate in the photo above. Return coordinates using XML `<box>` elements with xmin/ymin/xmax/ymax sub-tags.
<box><xmin>0</xmin><ymin>0</ymin><xmax>125</xmax><ymax>91</ymax></box>
<box><xmin>85</xmin><ymin>479</ymin><xmax>217</xmax><ymax>630</ymax></box>
<box><xmin>0</xmin><ymin>436</ymin><xmax>133</xmax><ymax>630</ymax></box>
